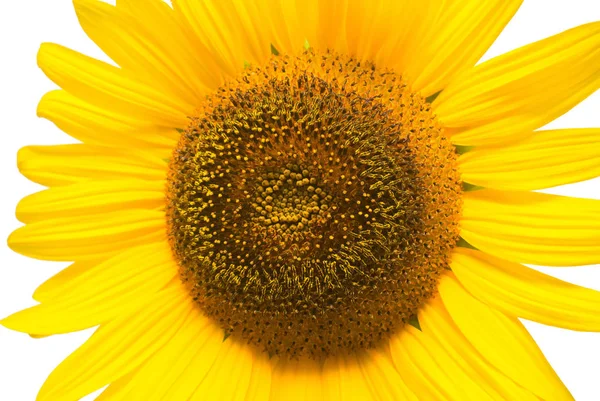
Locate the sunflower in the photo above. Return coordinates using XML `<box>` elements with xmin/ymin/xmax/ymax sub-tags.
<box><xmin>3</xmin><ymin>0</ymin><xmax>600</xmax><ymax>399</ymax></box>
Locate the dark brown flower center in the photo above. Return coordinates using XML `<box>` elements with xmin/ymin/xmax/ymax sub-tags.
<box><xmin>166</xmin><ymin>50</ymin><xmax>462</xmax><ymax>359</ymax></box>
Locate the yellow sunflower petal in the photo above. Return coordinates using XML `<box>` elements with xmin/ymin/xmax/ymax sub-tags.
<box><xmin>391</xmin><ymin>325</ymin><xmax>497</xmax><ymax>401</ymax></box>
<box><xmin>244</xmin><ymin>353</ymin><xmax>273</xmax><ymax>401</ymax></box>
<box><xmin>346</xmin><ymin>0</ymin><xmax>436</xmax><ymax>68</ymax></box>
<box><xmin>95</xmin><ymin>371</ymin><xmax>136</xmax><ymax>401</ymax></box>
<box><xmin>452</xmin><ymin>248</ymin><xmax>600</xmax><ymax>331</ymax></box>
<box><xmin>76</xmin><ymin>0</ymin><xmax>222</xmax><ymax>100</ymax></box>
<box><xmin>261</xmin><ymin>0</ymin><xmax>307</xmax><ymax>56</ymax></box>
<box><xmin>36</xmin><ymin>284</ymin><xmax>193</xmax><ymax>401</ymax></box>
<box><xmin>8</xmin><ymin>209</ymin><xmax>165</xmax><ymax>261</ymax></box>
<box><xmin>385</xmin><ymin>0</ymin><xmax>441</xmax><ymax>62</ymax></box>
<box><xmin>95</xmin><ymin>310</ymin><xmax>221</xmax><ymax>401</ymax></box>
<box><xmin>189</xmin><ymin>339</ymin><xmax>255</xmax><ymax>401</ymax></box>
<box><xmin>343</xmin><ymin>0</ymin><xmax>385</xmax><ymax>61</ymax></box>
<box><xmin>438</xmin><ymin>275</ymin><xmax>573</xmax><ymax>401</ymax></box>
<box><xmin>435</xmin><ymin>21</ymin><xmax>600</xmax><ymax>146</ymax></box>
<box><xmin>172</xmin><ymin>0</ymin><xmax>297</xmax><ymax>73</ymax></box>
<box><xmin>459</xmin><ymin>128</ymin><xmax>600</xmax><ymax>190</ymax></box>
<box><xmin>17</xmin><ymin>144</ymin><xmax>167</xmax><ymax>187</ymax></box>
<box><xmin>418</xmin><ymin>298</ymin><xmax>541</xmax><ymax>401</ymax></box>
<box><xmin>74</xmin><ymin>0</ymin><xmax>216</xmax><ymax>101</ymax></box>
<box><xmin>38</xmin><ymin>43</ymin><xmax>190</xmax><ymax>127</ymax></box>
<box><xmin>16</xmin><ymin>179</ymin><xmax>165</xmax><ymax>224</ymax></box>
<box><xmin>359</xmin><ymin>349</ymin><xmax>418</xmax><ymax>401</ymax></box>
<box><xmin>38</xmin><ymin>90</ymin><xmax>178</xmax><ymax>153</ymax></box>
<box><xmin>171</xmin><ymin>0</ymin><xmax>245</xmax><ymax>76</ymax></box>
<box><xmin>223</xmin><ymin>0</ymin><xmax>303</xmax><ymax>61</ymax></box>
<box><xmin>270</xmin><ymin>358</ymin><xmax>323</xmax><ymax>401</ymax></box>
<box><xmin>33</xmin><ymin>260</ymin><xmax>97</xmax><ymax>302</ymax></box>
<box><xmin>323</xmin><ymin>355</ymin><xmax>374</xmax><ymax>401</ymax></box>
<box><xmin>162</xmin><ymin>328</ymin><xmax>224</xmax><ymax>400</ymax></box>
<box><xmin>461</xmin><ymin>189</ymin><xmax>600</xmax><ymax>266</ymax></box>
<box><xmin>407</xmin><ymin>0</ymin><xmax>523</xmax><ymax>96</ymax></box>
<box><xmin>307</xmin><ymin>0</ymin><xmax>349</xmax><ymax>53</ymax></box>
<box><xmin>389</xmin><ymin>332</ymin><xmax>451</xmax><ymax>400</ymax></box>
<box><xmin>1</xmin><ymin>242</ymin><xmax>177</xmax><ymax>335</ymax></box>
<box><xmin>317</xmin><ymin>0</ymin><xmax>441</xmax><ymax>83</ymax></box>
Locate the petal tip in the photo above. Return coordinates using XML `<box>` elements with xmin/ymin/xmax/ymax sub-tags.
<box><xmin>6</xmin><ymin>226</ymin><xmax>33</xmax><ymax>259</ymax></box>
<box><xmin>0</xmin><ymin>310</ymin><xmax>28</xmax><ymax>334</ymax></box>
<box><xmin>36</xmin><ymin>42</ymin><xmax>53</xmax><ymax>68</ymax></box>
<box><xmin>6</xmin><ymin>229</ymin><xmax>21</xmax><ymax>253</ymax></box>
<box><xmin>36</xmin><ymin>91</ymin><xmax>58</xmax><ymax>119</ymax></box>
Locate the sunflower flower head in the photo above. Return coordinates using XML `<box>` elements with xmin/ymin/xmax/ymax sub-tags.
<box><xmin>2</xmin><ymin>1</ymin><xmax>600</xmax><ymax>400</ymax></box>
<box><xmin>167</xmin><ymin>51</ymin><xmax>462</xmax><ymax>358</ymax></box>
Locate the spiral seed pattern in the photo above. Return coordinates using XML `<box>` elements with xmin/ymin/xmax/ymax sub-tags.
<box><xmin>167</xmin><ymin>50</ymin><xmax>462</xmax><ymax>358</ymax></box>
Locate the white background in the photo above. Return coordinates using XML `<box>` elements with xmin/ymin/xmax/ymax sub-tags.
<box><xmin>0</xmin><ymin>1</ymin><xmax>599</xmax><ymax>400</ymax></box>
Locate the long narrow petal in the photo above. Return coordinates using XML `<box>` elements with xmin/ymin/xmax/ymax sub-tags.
<box><xmin>461</xmin><ymin>189</ymin><xmax>600</xmax><ymax>266</ymax></box>
<box><xmin>74</xmin><ymin>0</ymin><xmax>218</xmax><ymax>101</ymax></box>
<box><xmin>17</xmin><ymin>144</ymin><xmax>167</xmax><ymax>187</ymax></box>
<box><xmin>94</xmin><ymin>372</ymin><xmax>137</xmax><ymax>401</ymax></box>
<box><xmin>1</xmin><ymin>242</ymin><xmax>177</xmax><ymax>335</ymax></box>
<box><xmin>459</xmin><ymin>128</ymin><xmax>600</xmax><ymax>190</ymax></box>
<box><xmin>305</xmin><ymin>0</ymin><xmax>349</xmax><ymax>53</ymax></box>
<box><xmin>452</xmin><ymin>248</ymin><xmax>600</xmax><ymax>331</ymax></box>
<box><xmin>226</xmin><ymin>0</ymin><xmax>306</xmax><ymax>60</ymax></box>
<box><xmin>38</xmin><ymin>90</ymin><xmax>178</xmax><ymax>153</ymax></box>
<box><xmin>322</xmin><ymin>355</ymin><xmax>374</xmax><ymax>401</ymax></box>
<box><xmin>389</xmin><ymin>334</ymin><xmax>451</xmax><ymax>400</ymax></box>
<box><xmin>189</xmin><ymin>339</ymin><xmax>255</xmax><ymax>401</ymax></box>
<box><xmin>390</xmin><ymin>326</ymin><xmax>497</xmax><ymax>401</ymax></box>
<box><xmin>418</xmin><ymin>297</ymin><xmax>542</xmax><ymax>401</ymax></box>
<box><xmin>96</xmin><ymin>311</ymin><xmax>223</xmax><ymax>401</ymax></box>
<box><xmin>243</xmin><ymin>353</ymin><xmax>273</xmax><ymax>401</ymax></box>
<box><xmin>270</xmin><ymin>358</ymin><xmax>323</xmax><ymax>401</ymax></box>
<box><xmin>344</xmin><ymin>0</ymin><xmax>385</xmax><ymax>60</ymax></box>
<box><xmin>8</xmin><ymin>209</ymin><xmax>165</xmax><ymax>261</ymax></box>
<box><xmin>16</xmin><ymin>179</ymin><xmax>165</xmax><ymax>223</ymax></box>
<box><xmin>345</xmin><ymin>0</ymin><xmax>441</xmax><ymax>83</ymax></box>
<box><xmin>38</xmin><ymin>43</ymin><xmax>190</xmax><ymax>127</ymax></box>
<box><xmin>407</xmin><ymin>0</ymin><xmax>523</xmax><ymax>96</ymax></box>
<box><xmin>159</xmin><ymin>324</ymin><xmax>225</xmax><ymax>400</ymax></box>
<box><xmin>359</xmin><ymin>349</ymin><xmax>418</xmax><ymax>401</ymax></box>
<box><xmin>435</xmin><ymin>22</ymin><xmax>600</xmax><ymax>146</ymax></box>
<box><xmin>262</xmin><ymin>0</ymin><xmax>308</xmax><ymax>56</ymax></box>
<box><xmin>439</xmin><ymin>275</ymin><xmax>573</xmax><ymax>401</ymax></box>
<box><xmin>171</xmin><ymin>0</ymin><xmax>246</xmax><ymax>75</ymax></box>
<box><xmin>36</xmin><ymin>284</ymin><xmax>193</xmax><ymax>401</ymax></box>
<box><xmin>172</xmin><ymin>0</ymin><xmax>301</xmax><ymax>74</ymax></box>
<box><xmin>33</xmin><ymin>260</ymin><xmax>98</xmax><ymax>302</ymax></box>
<box><xmin>114</xmin><ymin>0</ymin><xmax>225</xmax><ymax>94</ymax></box>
